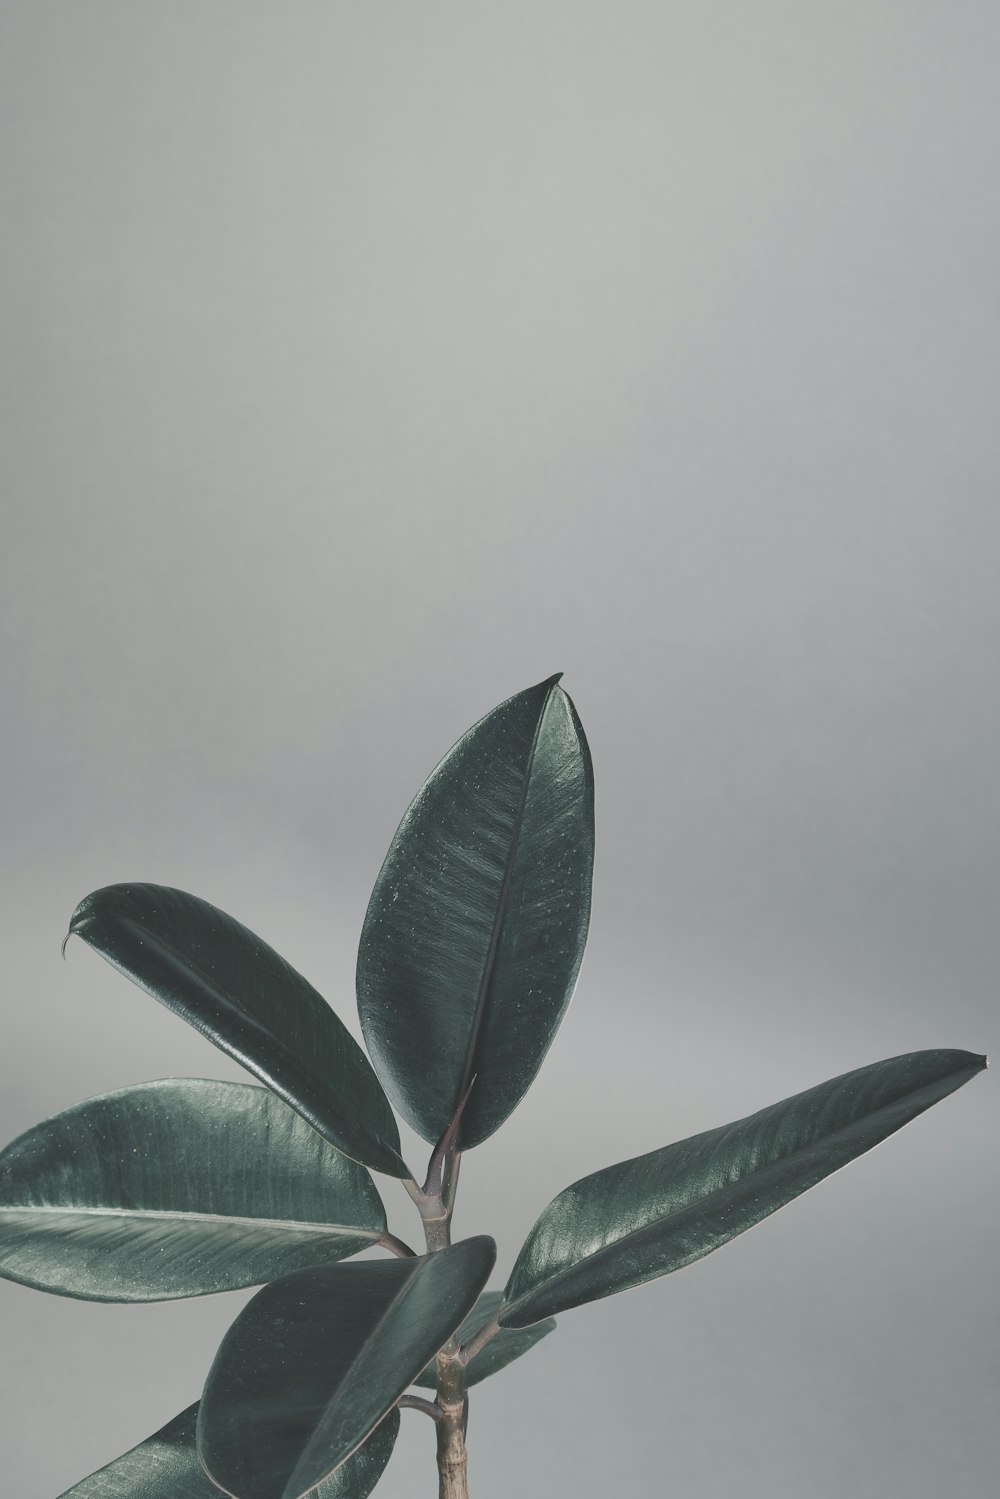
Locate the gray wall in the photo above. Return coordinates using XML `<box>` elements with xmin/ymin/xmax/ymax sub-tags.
<box><xmin>2</xmin><ymin>4</ymin><xmax>996</xmax><ymax>1495</ymax></box>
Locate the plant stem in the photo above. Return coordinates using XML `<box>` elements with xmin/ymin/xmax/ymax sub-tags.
<box><xmin>458</xmin><ymin>1314</ymin><xmax>500</xmax><ymax>1367</ymax></box>
<box><xmin>378</xmin><ymin>1230</ymin><xmax>418</xmax><ymax>1259</ymax></box>
<box><xmin>402</xmin><ymin>1175</ymin><xmax>426</xmax><ymax>1210</ymax></box>
<box><xmin>423</xmin><ymin>1078</ymin><xmax>476</xmax><ymax>1198</ymax></box>
<box><xmin>413</xmin><ymin>1108</ymin><xmax>472</xmax><ymax>1498</ymax></box>
<box><xmin>434</xmin><ymin>1384</ymin><xmax>469</xmax><ymax>1499</ymax></box>
<box><xmin>397</xmin><ymin>1394</ymin><xmax>443</xmax><ymax>1421</ymax></box>
<box><xmin>421</xmin><ymin>1206</ymin><xmax>452</xmax><ymax>1254</ymax></box>
<box><xmin>442</xmin><ymin>1143</ymin><xmax>462</xmax><ymax>1209</ymax></box>
<box><xmin>422</xmin><ymin>1205</ymin><xmax>470</xmax><ymax>1498</ymax></box>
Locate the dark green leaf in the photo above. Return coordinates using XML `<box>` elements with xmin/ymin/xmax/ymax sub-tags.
<box><xmin>0</xmin><ymin>1079</ymin><xmax>387</xmax><ymax>1301</ymax></box>
<box><xmin>357</xmin><ymin>675</ymin><xmax>594</xmax><ymax>1149</ymax></box>
<box><xmin>198</xmin><ymin>1237</ymin><xmax>496</xmax><ymax>1499</ymax></box>
<box><xmin>500</xmin><ymin>1049</ymin><xmax>986</xmax><ymax>1327</ymax></box>
<box><xmin>66</xmin><ymin>885</ymin><xmax>406</xmax><ymax>1177</ymax></box>
<box><xmin>411</xmin><ymin>1289</ymin><xmax>555</xmax><ymax>1389</ymax></box>
<box><xmin>57</xmin><ymin>1401</ymin><xmax>398</xmax><ymax>1498</ymax></box>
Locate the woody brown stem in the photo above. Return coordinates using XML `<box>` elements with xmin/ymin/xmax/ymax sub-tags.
<box><xmin>434</xmin><ymin>1349</ymin><xmax>469</xmax><ymax>1499</ymax></box>
<box><xmin>396</xmin><ymin>1394</ymin><xmax>443</xmax><ymax>1421</ymax></box>
<box><xmin>410</xmin><ymin>1108</ymin><xmax>473</xmax><ymax>1496</ymax></box>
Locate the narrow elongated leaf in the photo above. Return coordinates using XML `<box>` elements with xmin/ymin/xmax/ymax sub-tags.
<box><xmin>66</xmin><ymin>885</ymin><xmax>407</xmax><ymax>1177</ymax></box>
<box><xmin>0</xmin><ymin>1079</ymin><xmax>387</xmax><ymax>1301</ymax></box>
<box><xmin>198</xmin><ymin>1237</ymin><xmax>496</xmax><ymax>1499</ymax></box>
<box><xmin>501</xmin><ymin>1049</ymin><xmax>986</xmax><ymax>1327</ymax></box>
<box><xmin>57</xmin><ymin>1401</ymin><xmax>398</xmax><ymax>1499</ymax></box>
<box><xmin>411</xmin><ymin>1289</ymin><xmax>555</xmax><ymax>1390</ymax></box>
<box><xmin>357</xmin><ymin>675</ymin><xmax>594</xmax><ymax>1149</ymax></box>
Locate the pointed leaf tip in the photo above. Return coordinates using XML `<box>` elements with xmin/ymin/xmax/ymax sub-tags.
<box><xmin>66</xmin><ymin>883</ymin><xmax>407</xmax><ymax>1177</ymax></box>
<box><xmin>358</xmin><ymin>678</ymin><xmax>594</xmax><ymax>1150</ymax></box>
<box><xmin>199</xmin><ymin>1238</ymin><xmax>495</xmax><ymax>1499</ymax></box>
<box><xmin>500</xmin><ymin>1048</ymin><xmax>985</xmax><ymax>1326</ymax></box>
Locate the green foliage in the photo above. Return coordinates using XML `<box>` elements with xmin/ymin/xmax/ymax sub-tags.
<box><xmin>1</xmin><ymin>678</ymin><xmax>985</xmax><ymax>1498</ymax></box>
<box><xmin>56</xmin><ymin>1405</ymin><xmax>395</xmax><ymax>1499</ymax></box>
<box><xmin>199</xmin><ymin>1244</ymin><xmax>495</xmax><ymax>1499</ymax></box>
<box><xmin>412</xmin><ymin>1291</ymin><xmax>555</xmax><ymax>1390</ymax></box>
<box><xmin>357</xmin><ymin>674</ymin><xmax>594</xmax><ymax>1149</ymax></box>
<box><xmin>0</xmin><ymin>1080</ymin><xmax>387</xmax><ymax>1301</ymax></box>
<box><xmin>66</xmin><ymin>884</ymin><xmax>405</xmax><ymax>1177</ymax></box>
<box><xmin>499</xmin><ymin>1049</ymin><xmax>984</xmax><ymax>1327</ymax></box>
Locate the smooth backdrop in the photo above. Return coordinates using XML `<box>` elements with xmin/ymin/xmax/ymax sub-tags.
<box><xmin>2</xmin><ymin>4</ymin><xmax>997</xmax><ymax>1496</ymax></box>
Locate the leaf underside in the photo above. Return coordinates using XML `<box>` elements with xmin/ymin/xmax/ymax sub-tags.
<box><xmin>198</xmin><ymin>1238</ymin><xmax>496</xmax><ymax>1499</ymax></box>
<box><xmin>412</xmin><ymin>1289</ymin><xmax>555</xmax><ymax>1389</ymax></box>
<box><xmin>66</xmin><ymin>884</ymin><xmax>406</xmax><ymax>1177</ymax></box>
<box><xmin>57</xmin><ymin>1401</ymin><xmax>398</xmax><ymax>1499</ymax></box>
<box><xmin>357</xmin><ymin>675</ymin><xmax>595</xmax><ymax>1149</ymax></box>
<box><xmin>0</xmin><ymin>1079</ymin><xmax>386</xmax><ymax>1301</ymax></box>
<box><xmin>501</xmin><ymin>1049</ymin><xmax>986</xmax><ymax>1327</ymax></box>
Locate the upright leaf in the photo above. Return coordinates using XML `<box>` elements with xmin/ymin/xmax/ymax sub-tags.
<box><xmin>0</xmin><ymin>1080</ymin><xmax>388</xmax><ymax>1301</ymax></box>
<box><xmin>198</xmin><ymin>1238</ymin><xmax>496</xmax><ymax>1499</ymax></box>
<box><xmin>66</xmin><ymin>884</ymin><xmax>407</xmax><ymax>1177</ymax></box>
<box><xmin>357</xmin><ymin>675</ymin><xmax>594</xmax><ymax>1149</ymax></box>
<box><xmin>411</xmin><ymin>1289</ymin><xmax>556</xmax><ymax>1390</ymax></box>
<box><xmin>57</xmin><ymin>1402</ymin><xmax>398</xmax><ymax>1499</ymax></box>
<box><xmin>500</xmin><ymin>1049</ymin><xmax>986</xmax><ymax>1327</ymax></box>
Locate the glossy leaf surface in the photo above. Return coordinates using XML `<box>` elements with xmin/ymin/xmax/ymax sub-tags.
<box><xmin>357</xmin><ymin>675</ymin><xmax>594</xmax><ymax>1149</ymax></box>
<box><xmin>0</xmin><ymin>1079</ymin><xmax>387</xmax><ymax>1301</ymax></box>
<box><xmin>66</xmin><ymin>884</ymin><xmax>406</xmax><ymax>1177</ymax></box>
<box><xmin>199</xmin><ymin>1237</ymin><xmax>496</xmax><ymax>1499</ymax></box>
<box><xmin>501</xmin><ymin>1049</ymin><xmax>986</xmax><ymax>1327</ymax></box>
<box><xmin>411</xmin><ymin>1289</ymin><xmax>555</xmax><ymax>1389</ymax></box>
<box><xmin>58</xmin><ymin>1402</ymin><xmax>398</xmax><ymax>1499</ymax></box>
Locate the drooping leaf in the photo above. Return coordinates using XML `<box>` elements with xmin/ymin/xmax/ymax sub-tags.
<box><xmin>500</xmin><ymin>1049</ymin><xmax>986</xmax><ymax>1327</ymax></box>
<box><xmin>0</xmin><ymin>1079</ymin><xmax>388</xmax><ymax>1301</ymax></box>
<box><xmin>411</xmin><ymin>1289</ymin><xmax>555</xmax><ymax>1390</ymax></box>
<box><xmin>57</xmin><ymin>1401</ymin><xmax>398</xmax><ymax>1499</ymax></box>
<box><xmin>357</xmin><ymin>675</ymin><xmax>594</xmax><ymax>1150</ymax></box>
<box><xmin>65</xmin><ymin>884</ymin><xmax>407</xmax><ymax>1177</ymax></box>
<box><xmin>198</xmin><ymin>1237</ymin><xmax>496</xmax><ymax>1499</ymax></box>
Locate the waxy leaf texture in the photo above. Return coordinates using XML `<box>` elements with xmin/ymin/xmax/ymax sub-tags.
<box><xmin>357</xmin><ymin>676</ymin><xmax>594</xmax><ymax>1149</ymax></box>
<box><xmin>67</xmin><ymin>884</ymin><xmax>407</xmax><ymax>1177</ymax></box>
<box><xmin>198</xmin><ymin>1237</ymin><xmax>496</xmax><ymax>1499</ymax></box>
<box><xmin>57</xmin><ymin>1403</ymin><xmax>397</xmax><ymax>1499</ymax></box>
<box><xmin>0</xmin><ymin>1079</ymin><xmax>387</xmax><ymax>1301</ymax></box>
<box><xmin>501</xmin><ymin>1049</ymin><xmax>986</xmax><ymax>1326</ymax></box>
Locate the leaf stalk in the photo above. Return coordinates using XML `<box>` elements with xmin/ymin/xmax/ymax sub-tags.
<box><xmin>396</xmin><ymin>1394</ymin><xmax>443</xmax><ymax>1421</ymax></box>
<box><xmin>458</xmin><ymin>1315</ymin><xmax>501</xmax><ymax>1367</ymax></box>
<box><xmin>407</xmin><ymin>1107</ymin><xmax>474</xmax><ymax>1496</ymax></box>
<box><xmin>378</xmin><ymin>1230</ymin><xmax>418</xmax><ymax>1259</ymax></box>
<box><xmin>423</xmin><ymin>1078</ymin><xmax>476</xmax><ymax>1199</ymax></box>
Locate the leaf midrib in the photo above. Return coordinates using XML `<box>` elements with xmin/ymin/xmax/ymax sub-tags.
<box><xmin>102</xmin><ymin>912</ymin><xmax>403</xmax><ymax>1171</ymax></box>
<box><xmin>113</xmin><ymin>912</ymin><xmax>293</xmax><ymax>1032</ymax></box>
<box><xmin>456</xmin><ymin>681</ymin><xmax>557</xmax><ymax>1113</ymax></box>
<box><xmin>0</xmin><ymin>1204</ymin><xmax>381</xmax><ymax>1237</ymax></box>
<box><xmin>281</xmin><ymin>1262</ymin><xmax>430</xmax><ymax>1499</ymax></box>
<box><xmin>502</xmin><ymin>1067</ymin><xmax>971</xmax><ymax>1321</ymax></box>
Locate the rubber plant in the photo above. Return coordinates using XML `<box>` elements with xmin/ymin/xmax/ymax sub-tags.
<box><xmin>0</xmin><ymin>675</ymin><xmax>986</xmax><ymax>1499</ymax></box>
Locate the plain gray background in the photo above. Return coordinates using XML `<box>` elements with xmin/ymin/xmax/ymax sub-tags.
<box><xmin>2</xmin><ymin>3</ymin><xmax>997</xmax><ymax>1495</ymax></box>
